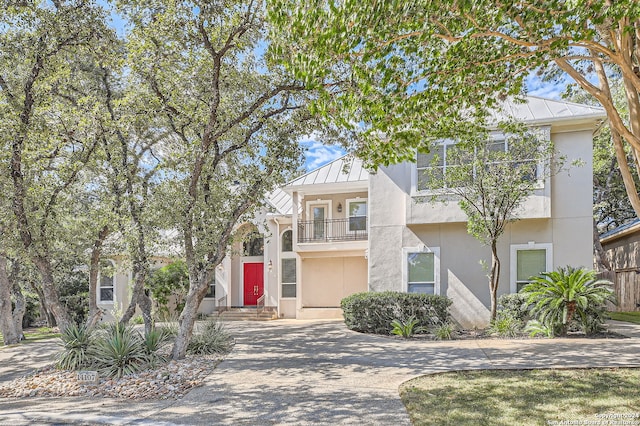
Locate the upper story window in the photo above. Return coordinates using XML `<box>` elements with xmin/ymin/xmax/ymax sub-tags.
<box><xmin>416</xmin><ymin>135</ymin><xmax>543</xmax><ymax>192</ymax></box>
<box><xmin>281</xmin><ymin>230</ymin><xmax>293</xmax><ymax>252</ymax></box>
<box><xmin>347</xmin><ymin>199</ymin><xmax>367</xmax><ymax>232</ymax></box>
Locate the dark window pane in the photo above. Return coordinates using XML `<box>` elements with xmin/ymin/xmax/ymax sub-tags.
<box><xmin>349</xmin><ymin>216</ymin><xmax>367</xmax><ymax>231</ymax></box>
<box><xmin>244</xmin><ymin>235</ymin><xmax>264</xmax><ymax>256</ymax></box>
<box><xmin>282</xmin><ymin>230</ymin><xmax>293</xmax><ymax>252</ymax></box>
<box><xmin>205</xmin><ymin>284</ymin><xmax>215</xmax><ymax>298</ymax></box>
<box><xmin>282</xmin><ymin>283</ymin><xmax>296</xmax><ymax>298</ymax></box>
<box><xmin>100</xmin><ymin>288</ymin><xmax>114</xmax><ymax>301</ymax></box>
<box><xmin>282</xmin><ymin>258</ymin><xmax>296</xmax><ymax>284</ymax></box>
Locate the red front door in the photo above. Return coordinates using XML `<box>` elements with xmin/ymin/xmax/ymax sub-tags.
<box><xmin>243</xmin><ymin>262</ymin><xmax>264</xmax><ymax>306</ymax></box>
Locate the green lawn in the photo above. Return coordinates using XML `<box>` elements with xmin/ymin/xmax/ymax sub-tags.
<box><xmin>0</xmin><ymin>327</ymin><xmax>60</xmax><ymax>347</ymax></box>
<box><xmin>400</xmin><ymin>369</ymin><xmax>640</xmax><ymax>426</ymax></box>
<box><xmin>609</xmin><ymin>311</ymin><xmax>640</xmax><ymax>325</ymax></box>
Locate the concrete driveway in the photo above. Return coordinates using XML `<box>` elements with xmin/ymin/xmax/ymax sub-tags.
<box><xmin>0</xmin><ymin>319</ymin><xmax>639</xmax><ymax>425</ymax></box>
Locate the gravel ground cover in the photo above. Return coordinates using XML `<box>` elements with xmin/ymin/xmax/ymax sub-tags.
<box><xmin>0</xmin><ymin>354</ymin><xmax>221</xmax><ymax>400</ymax></box>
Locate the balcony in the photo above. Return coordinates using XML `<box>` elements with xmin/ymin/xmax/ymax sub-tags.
<box><xmin>298</xmin><ymin>218</ymin><xmax>368</xmax><ymax>243</ymax></box>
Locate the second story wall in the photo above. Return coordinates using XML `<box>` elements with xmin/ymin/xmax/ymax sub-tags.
<box><xmin>370</xmin><ymin>126</ymin><xmax>594</xmax><ymax>227</ymax></box>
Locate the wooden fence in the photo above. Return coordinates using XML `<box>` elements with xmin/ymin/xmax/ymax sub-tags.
<box><xmin>598</xmin><ymin>269</ymin><xmax>640</xmax><ymax>312</ymax></box>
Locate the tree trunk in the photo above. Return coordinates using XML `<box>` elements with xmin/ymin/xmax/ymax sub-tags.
<box><xmin>489</xmin><ymin>240</ymin><xmax>501</xmax><ymax>322</ymax></box>
<box><xmin>611</xmin><ymin>127</ymin><xmax>640</xmax><ymax>218</ymax></box>
<box><xmin>171</xmin><ymin>271</ymin><xmax>213</xmax><ymax>359</ymax></box>
<box><xmin>120</xmin><ymin>270</ymin><xmax>148</xmax><ymax>324</ymax></box>
<box><xmin>32</xmin><ymin>256</ymin><xmax>71</xmax><ymax>330</ymax></box>
<box><xmin>140</xmin><ymin>292</ymin><xmax>153</xmax><ymax>336</ymax></box>
<box><xmin>593</xmin><ymin>218</ymin><xmax>612</xmax><ymax>272</ymax></box>
<box><xmin>0</xmin><ymin>256</ymin><xmax>20</xmax><ymax>345</ymax></box>
<box><xmin>86</xmin><ymin>225</ymin><xmax>109</xmax><ymax>329</ymax></box>
<box><xmin>10</xmin><ymin>262</ymin><xmax>25</xmax><ymax>340</ymax></box>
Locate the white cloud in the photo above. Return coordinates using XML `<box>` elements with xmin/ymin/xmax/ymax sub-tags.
<box><xmin>525</xmin><ymin>73</ymin><xmax>575</xmax><ymax>100</ymax></box>
<box><xmin>301</xmin><ymin>140</ymin><xmax>345</xmax><ymax>170</ymax></box>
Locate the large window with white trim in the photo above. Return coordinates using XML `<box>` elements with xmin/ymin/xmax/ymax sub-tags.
<box><xmin>280</xmin><ymin>229</ymin><xmax>296</xmax><ymax>298</ymax></box>
<box><xmin>404</xmin><ymin>246</ymin><xmax>440</xmax><ymax>295</ymax></box>
<box><xmin>510</xmin><ymin>243</ymin><xmax>553</xmax><ymax>293</ymax></box>
<box><xmin>416</xmin><ymin>135</ymin><xmax>542</xmax><ymax>192</ymax></box>
<box><xmin>346</xmin><ymin>198</ymin><xmax>367</xmax><ymax>232</ymax></box>
<box><xmin>281</xmin><ymin>258</ymin><xmax>297</xmax><ymax>298</ymax></box>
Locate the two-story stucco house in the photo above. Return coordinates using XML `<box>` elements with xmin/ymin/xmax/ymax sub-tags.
<box><xmin>100</xmin><ymin>96</ymin><xmax>606</xmax><ymax>327</ymax></box>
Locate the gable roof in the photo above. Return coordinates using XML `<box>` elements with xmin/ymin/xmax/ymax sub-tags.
<box><xmin>287</xmin><ymin>155</ymin><xmax>368</xmax><ymax>187</ymax></box>
<box><xmin>600</xmin><ymin>219</ymin><xmax>640</xmax><ymax>244</ymax></box>
<box><xmin>266</xmin><ymin>187</ymin><xmax>293</xmax><ymax>215</ymax></box>
<box><xmin>494</xmin><ymin>96</ymin><xmax>606</xmax><ymax>124</ymax></box>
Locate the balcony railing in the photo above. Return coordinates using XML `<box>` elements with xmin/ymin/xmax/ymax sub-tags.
<box><xmin>298</xmin><ymin>218</ymin><xmax>368</xmax><ymax>243</ymax></box>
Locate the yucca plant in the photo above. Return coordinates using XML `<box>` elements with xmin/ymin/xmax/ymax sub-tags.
<box><xmin>90</xmin><ymin>322</ymin><xmax>150</xmax><ymax>378</ymax></box>
<box><xmin>56</xmin><ymin>323</ymin><xmax>94</xmax><ymax>370</ymax></box>
<box><xmin>390</xmin><ymin>315</ymin><xmax>425</xmax><ymax>338</ymax></box>
<box><xmin>433</xmin><ymin>321</ymin><xmax>455</xmax><ymax>340</ymax></box>
<box><xmin>521</xmin><ymin>266</ymin><xmax>615</xmax><ymax>336</ymax></box>
<box><xmin>187</xmin><ymin>319</ymin><xmax>234</xmax><ymax>355</ymax></box>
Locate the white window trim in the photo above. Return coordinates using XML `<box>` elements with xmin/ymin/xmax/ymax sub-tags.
<box><xmin>281</xmin><ymin>228</ymin><xmax>294</xmax><ymax>253</ymax></box>
<box><xmin>402</xmin><ymin>245</ymin><xmax>441</xmax><ymax>295</ymax></box>
<box><xmin>510</xmin><ymin>243</ymin><xmax>553</xmax><ymax>293</ymax></box>
<box><xmin>98</xmin><ymin>259</ymin><xmax>116</xmax><ymax>304</ymax></box>
<box><xmin>279</xmin><ymin>228</ymin><xmax>297</xmax><ymax>300</ymax></box>
<box><xmin>305</xmin><ymin>200</ymin><xmax>332</xmax><ymax>221</ymax></box>
<box><xmin>345</xmin><ymin>197</ymin><xmax>368</xmax><ymax>234</ymax></box>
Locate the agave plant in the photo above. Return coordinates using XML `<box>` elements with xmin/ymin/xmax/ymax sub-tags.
<box><xmin>187</xmin><ymin>319</ymin><xmax>234</xmax><ymax>355</ymax></box>
<box><xmin>56</xmin><ymin>323</ymin><xmax>95</xmax><ymax>370</ymax></box>
<box><xmin>521</xmin><ymin>266</ymin><xmax>615</xmax><ymax>336</ymax></box>
<box><xmin>89</xmin><ymin>322</ymin><xmax>151</xmax><ymax>379</ymax></box>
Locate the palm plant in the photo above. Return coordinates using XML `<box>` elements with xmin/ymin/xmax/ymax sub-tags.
<box><xmin>521</xmin><ymin>266</ymin><xmax>615</xmax><ymax>336</ymax></box>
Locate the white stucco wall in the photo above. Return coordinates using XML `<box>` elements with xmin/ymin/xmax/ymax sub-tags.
<box><xmin>368</xmin><ymin>125</ymin><xmax>595</xmax><ymax>327</ymax></box>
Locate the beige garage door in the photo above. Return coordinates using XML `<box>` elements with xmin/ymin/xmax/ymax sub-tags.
<box><xmin>301</xmin><ymin>256</ymin><xmax>368</xmax><ymax>308</ymax></box>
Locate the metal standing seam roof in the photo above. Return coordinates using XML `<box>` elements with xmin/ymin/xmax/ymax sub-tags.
<box><xmin>265</xmin><ymin>187</ymin><xmax>293</xmax><ymax>215</ymax></box>
<box><xmin>287</xmin><ymin>156</ymin><xmax>369</xmax><ymax>186</ymax></box>
<box><xmin>265</xmin><ymin>156</ymin><xmax>369</xmax><ymax>215</ymax></box>
<box><xmin>492</xmin><ymin>96</ymin><xmax>607</xmax><ymax>123</ymax></box>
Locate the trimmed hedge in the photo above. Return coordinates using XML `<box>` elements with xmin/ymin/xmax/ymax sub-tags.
<box><xmin>341</xmin><ymin>291</ymin><xmax>452</xmax><ymax>335</ymax></box>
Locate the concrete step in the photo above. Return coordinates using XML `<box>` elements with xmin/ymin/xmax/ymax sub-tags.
<box><xmin>215</xmin><ymin>310</ymin><xmax>277</xmax><ymax>321</ymax></box>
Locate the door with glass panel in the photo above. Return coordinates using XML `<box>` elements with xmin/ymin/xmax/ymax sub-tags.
<box><xmin>312</xmin><ymin>205</ymin><xmax>327</xmax><ymax>240</ymax></box>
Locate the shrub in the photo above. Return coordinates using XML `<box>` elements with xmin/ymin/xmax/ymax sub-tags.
<box><xmin>341</xmin><ymin>291</ymin><xmax>452</xmax><ymax>335</ymax></box>
<box><xmin>488</xmin><ymin>316</ymin><xmax>522</xmax><ymax>338</ymax></box>
<box><xmin>56</xmin><ymin>323</ymin><xmax>94</xmax><ymax>370</ymax></box>
<box><xmin>496</xmin><ymin>293</ymin><xmax>530</xmax><ymax>323</ymax></box>
<box><xmin>433</xmin><ymin>322</ymin><xmax>455</xmax><ymax>340</ymax></box>
<box><xmin>390</xmin><ymin>315</ymin><xmax>425</xmax><ymax>338</ymax></box>
<box><xmin>488</xmin><ymin>293</ymin><xmax>529</xmax><ymax>337</ymax></box>
<box><xmin>187</xmin><ymin>319</ymin><xmax>234</xmax><ymax>355</ymax></box>
<box><xmin>147</xmin><ymin>261</ymin><xmax>190</xmax><ymax>318</ymax></box>
<box><xmin>521</xmin><ymin>266</ymin><xmax>615</xmax><ymax>337</ymax></box>
<box><xmin>89</xmin><ymin>323</ymin><xmax>151</xmax><ymax>379</ymax></box>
